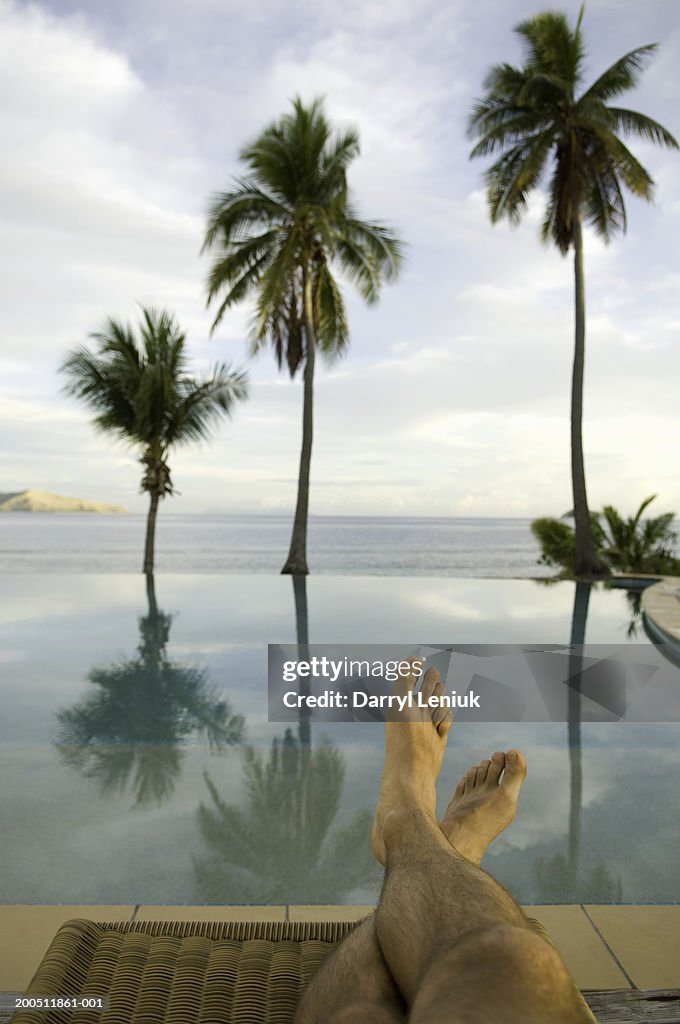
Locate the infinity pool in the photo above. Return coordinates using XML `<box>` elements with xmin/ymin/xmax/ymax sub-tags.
<box><xmin>1</xmin><ymin>574</ymin><xmax>678</xmax><ymax>905</ymax></box>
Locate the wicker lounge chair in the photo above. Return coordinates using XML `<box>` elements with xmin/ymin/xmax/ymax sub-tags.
<box><xmin>10</xmin><ymin>918</ymin><xmax>356</xmax><ymax>1023</ymax></box>
<box><xmin>8</xmin><ymin>916</ymin><xmax>680</xmax><ymax>1023</ymax></box>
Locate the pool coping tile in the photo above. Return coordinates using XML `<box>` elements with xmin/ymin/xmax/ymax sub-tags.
<box><xmin>0</xmin><ymin>905</ymin><xmax>134</xmax><ymax>991</ymax></box>
<box><xmin>134</xmin><ymin>905</ymin><xmax>287</xmax><ymax>922</ymax></box>
<box><xmin>289</xmin><ymin>905</ymin><xmax>375</xmax><ymax>923</ymax></box>
<box><xmin>527</xmin><ymin>905</ymin><xmax>630</xmax><ymax>990</ymax></box>
<box><xmin>584</xmin><ymin>905</ymin><xmax>680</xmax><ymax>989</ymax></box>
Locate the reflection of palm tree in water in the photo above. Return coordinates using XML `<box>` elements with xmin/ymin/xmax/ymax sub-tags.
<box><xmin>195</xmin><ymin>728</ymin><xmax>376</xmax><ymax>903</ymax></box>
<box><xmin>567</xmin><ymin>580</ymin><xmax>590</xmax><ymax>882</ymax></box>
<box><xmin>623</xmin><ymin>588</ymin><xmax>644</xmax><ymax>638</ymax></box>
<box><xmin>194</xmin><ymin>576</ymin><xmax>379</xmax><ymax>903</ymax></box>
<box><xmin>536</xmin><ymin>580</ymin><xmax>622</xmax><ymax>902</ymax></box>
<box><xmin>292</xmin><ymin>575</ymin><xmax>311</xmax><ymax>749</ymax></box>
<box><xmin>55</xmin><ymin>574</ymin><xmax>244</xmax><ymax>807</ymax></box>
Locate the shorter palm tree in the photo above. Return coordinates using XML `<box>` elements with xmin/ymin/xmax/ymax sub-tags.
<box><xmin>532</xmin><ymin>495</ymin><xmax>679</xmax><ymax>576</ymax></box>
<box><xmin>61</xmin><ymin>307</ymin><xmax>248</xmax><ymax>573</ymax></box>
<box><xmin>599</xmin><ymin>495</ymin><xmax>678</xmax><ymax>574</ymax></box>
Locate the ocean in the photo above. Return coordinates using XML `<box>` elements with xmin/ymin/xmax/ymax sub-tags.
<box><xmin>0</xmin><ymin>512</ymin><xmax>552</xmax><ymax>576</ymax></box>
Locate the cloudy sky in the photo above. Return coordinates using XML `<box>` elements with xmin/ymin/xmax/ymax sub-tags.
<box><xmin>1</xmin><ymin>0</ymin><xmax>678</xmax><ymax>516</ymax></box>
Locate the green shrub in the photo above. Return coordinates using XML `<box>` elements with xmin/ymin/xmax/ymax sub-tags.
<box><xmin>531</xmin><ymin>496</ymin><xmax>680</xmax><ymax>578</ymax></box>
<box><xmin>531</xmin><ymin>517</ymin><xmax>577</xmax><ymax>574</ymax></box>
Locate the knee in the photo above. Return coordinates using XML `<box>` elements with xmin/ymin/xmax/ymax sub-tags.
<box><xmin>410</xmin><ymin>924</ymin><xmax>589</xmax><ymax>1024</ymax></box>
<box><xmin>457</xmin><ymin>923</ymin><xmax>569</xmax><ymax>979</ymax></box>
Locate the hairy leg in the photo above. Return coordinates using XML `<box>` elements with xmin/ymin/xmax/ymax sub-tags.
<box><xmin>378</xmin><ymin>805</ymin><xmax>592</xmax><ymax>1023</ymax></box>
<box><xmin>372</xmin><ymin>659</ymin><xmax>593</xmax><ymax>1023</ymax></box>
<box><xmin>293</xmin><ymin>915</ymin><xmax>406</xmax><ymax>1024</ymax></box>
<box><xmin>294</xmin><ymin>749</ymin><xmax>528</xmax><ymax>1024</ymax></box>
<box><xmin>294</xmin><ymin>659</ymin><xmax>447</xmax><ymax>1024</ymax></box>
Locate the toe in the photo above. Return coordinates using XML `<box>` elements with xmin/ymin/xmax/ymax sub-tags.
<box><xmin>454</xmin><ymin>776</ymin><xmax>466</xmax><ymax>799</ymax></box>
<box><xmin>486</xmin><ymin>751</ymin><xmax>505</xmax><ymax>784</ymax></box>
<box><xmin>477</xmin><ymin>759</ymin><xmax>491</xmax><ymax>784</ymax></box>
<box><xmin>466</xmin><ymin>765</ymin><xmax>478</xmax><ymax>789</ymax></box>
<box><xmin>500</xmin><ymin>750</ymin><xmax>527</xmax><ymax>795</ymax></box>
<box><xmin>395</xmin><ymin>656</ymin><xmax>425</xmax><ymax>696</ymax></box>
<box><xmin>436</xmin><ymin>707</ymin><xmax>453</xmax><ymax>737</ymax></box>
<box><xmin>429</xmin><ymin>682</ymin><xmax>446</xmax><ymax>724</ymax></box>
<box><xmin>420</xmin><ymin>666</ymin><xmax>441</xmax><ymax>702</ymax></box>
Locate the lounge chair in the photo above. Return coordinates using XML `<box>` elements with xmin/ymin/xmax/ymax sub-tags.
<box><xmin>8</xmin><ymin>916</ymin><xmax>680</xmax><ymax>1023</ymax></box>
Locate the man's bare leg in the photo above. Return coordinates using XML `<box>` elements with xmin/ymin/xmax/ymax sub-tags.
<box><xmin>294</xmin><ymin>664</ymin><xmax>453</xmax><ymax>1024</ymax></box>
<box><xmin>294</xmin><ymin>914</ymin><xmax>405</xmax><ymax>1024</ymax></box>
<box><xmin>372</xmin><ymin>659</ymin><xmax>593</xmax><ymax>1024</ymax></box>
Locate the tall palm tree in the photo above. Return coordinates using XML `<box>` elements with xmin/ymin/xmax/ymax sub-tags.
<box><xmin>469</xmin><ymin>7</ymin><xmax>678</xmax><ymax>577</ymax></box>
<box><xmin>203</xmin><ymin>96</ymin><xmax>404</xmax><ymax>575</ymax></box>
<box><xmin>60</xmin><ymin>307</ymin><xmax>248</xmax><ymax>573</ymax></box>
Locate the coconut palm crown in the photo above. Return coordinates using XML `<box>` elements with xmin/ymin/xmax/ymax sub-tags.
<box><xmin>203</xmin><ymin>96</ymin><xmax>404</xmax><ymax>575</ymax></box>
<box><xmin>60</xmin><ymin>307</ymin><xmax>248</xmax><ymax>573</ymax></box>
<box><xmin>468</xmin><ymin>7</ymin><xmax>678</xmax><ymax>576</ymax></box>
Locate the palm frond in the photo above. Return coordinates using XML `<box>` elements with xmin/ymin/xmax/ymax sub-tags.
<box><xmin>486</xmin><ymin>128</ymin><xmax>555</xmax><ymax>224</ymax></box>
<box><xmin>580</xmin><ymin>45</ymin><xmax>658</xmax><ymax>103</ymax></box>
<box><xmin>168</xmin><ymin>366</ymin><xmax>249</xmax><ymax>448</ymax></box>
<box><xmin>515</xmin><ymin>9</ymin><xmax>583</xmax><ymax>87</ymax></box>
<box><xmin>470</xmin><ymin>106</ymin><xmax>554</xmax><ymax>157</ymax></box>
<box><xmin>314</xmin><ymin>263</ymin><xmax>349</xmax><ymax>359</ymax></box>
<box><xmin>202</xmin><ymin>181</ymin><xmax>291</xmax><ymax>252</ymax></box>
<box><xmin>470</xmin><ymin>11</ymin><xmax>673</xmax><ymax>257</ymax></box>
<box><xmin>60</xmin><ymin>306</ymin><xmax>249</xmax><ymax>489</ymax></box>
<box><xmin>583</xmin><ymin>162</ymin><xmax>627</xmax><ymax>242</ymax></box>
<box><xmin>207</xmin><ymin>250</ymin><xmax>275</xmax><ymax>333</ymax></box>
<box><xmin>606</xmin><ymin>107</ymin><xmax>679</xmax><ymax>148</ymax></box>
<box><xmin>590</xmin><ymin>128</ymin><xmax>655</xmax><ymax>199</ymax></box>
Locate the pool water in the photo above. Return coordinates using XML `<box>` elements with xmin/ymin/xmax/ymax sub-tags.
<box><xmin>0</xmin><ymin>574</ymin><xmax>678</xmax><ymax>905</ymax></box>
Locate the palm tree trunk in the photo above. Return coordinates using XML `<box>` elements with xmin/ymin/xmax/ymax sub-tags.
<box><xmin>571</xmin><ymin>216</ymin><xmax>604</xmax><ymax>578</ymax></box>
<box><xmin>293</xmin><ymin>574</ymin><xmax>309</xmax><ymax>647</ymax></box>
<box><xmin>143</xmin><ymin>490</ymin><xmax>160</xmax><ymax>574</ymax></box>
<box><xmin>281</xmin><ymin>269</ymin><xmax>316</xmax><ymax>575</ymax></box>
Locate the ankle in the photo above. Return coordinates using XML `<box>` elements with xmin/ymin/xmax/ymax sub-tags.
<box><xmin>382</xmin><ymin>804</ymin><xmax>439</xmax><ymax>852</ymax></box>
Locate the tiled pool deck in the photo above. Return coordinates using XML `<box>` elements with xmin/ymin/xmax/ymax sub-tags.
<box><xmin>1</xmin><ymin>904</ymin><xmax>678</xmax><ymax>993</ymax></box>
<box><xmin>643</xmin><ymin>576</ymin><xmax>680</xmax><ymax>642</ymax></box>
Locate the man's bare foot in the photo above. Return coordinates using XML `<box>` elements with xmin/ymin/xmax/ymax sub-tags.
<box><xmin>371</xmin><ymin>658</ymin><xmax>453</xmax><ymax>866</ymax></box>
<box><xmin>440</xmin><ymin>750</ymin><xmax>527</xmax><ymax>865</ymax></box>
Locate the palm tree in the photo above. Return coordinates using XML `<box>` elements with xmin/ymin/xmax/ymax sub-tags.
<box><xmin>60</xmin><ymin>307</ymin><xmax>248</xmax><ymax>573</ymax></box>
<box><xmin>469</xmin><ymin>7</ymin><xmax>678</xmax><ymax>577</ymax></box>
<box><xmin>532</xmin><ymin>495</ymin><xmax>679</xmax><ymax>576</ymax></box>
<box><xmin>599</xmin><ymin>495</ymin><xmax>678</xmax><ymax>573</ymax></box>
<box><xmin>202</xmin><ymin>96</ymin><xmax>404</xmax><ymax>575</ymax></box>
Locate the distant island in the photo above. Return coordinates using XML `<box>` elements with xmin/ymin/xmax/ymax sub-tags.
<box><xmin>0</xmin><ymin>489</ymin><xmax>127</xmax><ymax>513</ymax></box>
